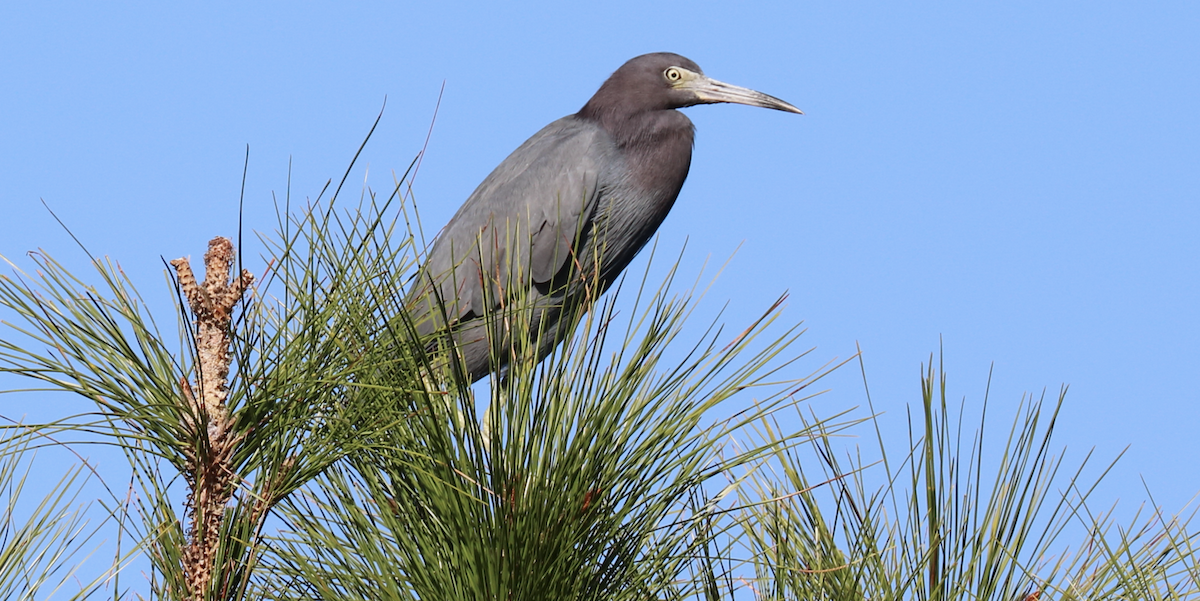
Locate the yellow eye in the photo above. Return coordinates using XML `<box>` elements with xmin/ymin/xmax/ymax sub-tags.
<box><xmin>664</xmin><ymin>67</ymin><xmax>683</xmax><ymax>82</ymax></box>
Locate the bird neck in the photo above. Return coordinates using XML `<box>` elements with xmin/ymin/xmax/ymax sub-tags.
<box><xmin>579</xmin><ymin>107</ymin><xmax>693</xmax><ymax>151</ymax></box>
<box><xmin>610</xmin><ymin>110</ymin><xmax>695</xmax><ymax>208</ymax></box>
<box><xmin>575</xmin><ymin>107</ymin><xmax>694</xmax><ymax>210</ymax></box>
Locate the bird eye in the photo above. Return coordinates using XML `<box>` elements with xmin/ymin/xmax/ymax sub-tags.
<box><xmin>664</xmin><ymin>67</ymin><xmax>683</xmax><ymax>82</ymax></box>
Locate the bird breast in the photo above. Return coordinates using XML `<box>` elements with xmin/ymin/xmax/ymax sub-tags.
<box><xmin>585</xmin><ymin>110</ymin><xmax>694</xmax><ymax>283</ymax></box>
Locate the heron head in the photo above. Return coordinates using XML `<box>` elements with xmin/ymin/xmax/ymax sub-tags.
<box><xmin>584</xmin><ymin>53</ymin><xmax>803</xmax><ymax>116</ymax></box>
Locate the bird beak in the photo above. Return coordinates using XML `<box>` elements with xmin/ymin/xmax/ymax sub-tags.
<box><xmin>687</xmin><ymin>75</ymin><xmax>803</xmax><ymax>114</ymax></box>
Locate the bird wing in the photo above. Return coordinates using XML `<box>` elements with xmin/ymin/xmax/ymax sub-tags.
<box><xmin>409</xmin><ymin>117</ymin><xmax>610</xmax><ymax>332</ymax></box>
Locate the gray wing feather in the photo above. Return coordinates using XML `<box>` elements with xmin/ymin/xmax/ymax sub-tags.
<box><xmin>408</xmin><ymin>117</ymin><xmax>608</xmax><ymax>334</ymax></box>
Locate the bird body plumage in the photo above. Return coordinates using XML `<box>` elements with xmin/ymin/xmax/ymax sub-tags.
<box><xmin>406</xmin><ymin>52</ymin><xmax>799</xmax><ymax>382</ymax></box>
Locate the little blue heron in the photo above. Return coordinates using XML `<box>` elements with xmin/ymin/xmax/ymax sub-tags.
<box><xmin>407</xmin><ymin>52</ymin><xmax>802</xmax><ymax>382</ymax></box>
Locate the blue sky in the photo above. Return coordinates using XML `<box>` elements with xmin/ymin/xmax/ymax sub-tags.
<box><xmin>2</xmin><ymin>0</ymin><xmax>1198</xmax><ymax>593</ymax></box>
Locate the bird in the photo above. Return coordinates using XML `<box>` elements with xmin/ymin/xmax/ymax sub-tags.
<box><xmin>405</xmin><ymin>52</ymin><xmax>802</xmax><ymax>383</ymax></box>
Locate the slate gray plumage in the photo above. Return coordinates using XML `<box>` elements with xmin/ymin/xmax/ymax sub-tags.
<box><xmin>406</xmin><ymin>53</ymin><xmax>801</xmax><ymax>382</ymax></box>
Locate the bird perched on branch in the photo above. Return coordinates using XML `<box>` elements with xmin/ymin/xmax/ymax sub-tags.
<box><xmin>406</xmin><ymin>52</ymin><xmax>802</xmax><ymax>382</ymax></box>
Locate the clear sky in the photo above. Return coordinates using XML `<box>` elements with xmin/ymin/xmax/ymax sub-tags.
<box><xmin>2</xmin><ymin>1</ymin><xmax>1198</xmax><ymax>593</ymax></box>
